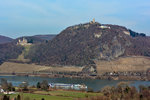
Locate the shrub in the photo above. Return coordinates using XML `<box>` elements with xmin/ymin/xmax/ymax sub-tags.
<box><xmin>19</xmin><ymin>81</ymin><xmax>29</xmax><ymax>91</ymax></box>
<box><xmin>36</xmin><ymin>82</ymin><xmax>41</xmax><ymax>89</ymax></box>
<box><xmin>40</xmin><ymin>80</ymin><xmax>49</xmax><ymax>90</ymax></box>
<box><xmin>16</xmin><ymin>95</ymin><xmax>21</xmax><ymax>100</ymax></box>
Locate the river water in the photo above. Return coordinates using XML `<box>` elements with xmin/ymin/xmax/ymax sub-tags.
<box><xmin>0</xmin><ymin>76</ymin><xmax>150</xmax><ymax>91</ymax></box>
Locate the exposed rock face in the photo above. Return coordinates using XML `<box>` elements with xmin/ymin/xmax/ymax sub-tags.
<box><xmin>99</xmin><ymin>36</ymin><xmax>126</xmax><ymax>60</ymax></box>
<box><xmin>27</xmin><ymin>22</ymin><xmax>150</xmax><ymax>69</ymax></box>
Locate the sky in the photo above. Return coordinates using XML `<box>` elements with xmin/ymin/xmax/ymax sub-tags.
<box><xmin>0</xmin><ymin>0</ymin><xmax>150</xmax><ymax>38</ymax></box>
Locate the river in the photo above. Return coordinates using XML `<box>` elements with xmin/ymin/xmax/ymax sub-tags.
<box><xmin>0</xmin><ymin>76</ymin><xmax>150</xmax><ymax>91</ymax></box>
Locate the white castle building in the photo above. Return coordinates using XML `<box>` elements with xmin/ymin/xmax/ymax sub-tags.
<box><xmin>17</xmin><ymin>38</ymin><xmax>32</xmax><ymax>46</ymax></box>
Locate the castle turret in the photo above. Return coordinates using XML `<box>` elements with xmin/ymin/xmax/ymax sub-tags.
<box><xmin>90</xmin><ymin>18</ymin><xmax>95</xmax><ymax>24</ymax></box>
<box><xmin>17</xmin><ymin>38</ymin><xmax>32</xmax><ymax>46</ymax></box>
<box><xmin>93</xmin><ymin>18</ymin><xmax>95</xmax><ymax>23</ymax></box>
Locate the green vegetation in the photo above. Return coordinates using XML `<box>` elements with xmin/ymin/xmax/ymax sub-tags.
<box><xmin>33</xmin><ymin>90</ymin><xmax>101</xmax><ymax>98</ymax></box>
<box><xmin>19</xmin><ymin>93</ymin><xmax>73</xmax><ymax>100</ymax></box>
<box><xmin>0</xmin><ymin>79</ymin><xmax>101</xmax><ymax>100</ymax></box>
<box><xmin>0</xmin><ymin>94</ymin><xmax>18</xmax><ymax>99</ymax></box>
<box><xmin>15</xmin><ymin>45</ymin><xmax>31</xmax><ymax>62</ymax></box>
<box><xmin>23</xmin><ymin>45</ymin><xmax>32</xmax><ymax>59</ymax></box>
<box><xmin>0</xmin><ymin>91</ymin><xmax>102</xmax><ymax>100</ymax></box>
<box><xmin>1</xmin><ymin>79</ymin><xmax>150</xmax><ymax>100</ymax></box>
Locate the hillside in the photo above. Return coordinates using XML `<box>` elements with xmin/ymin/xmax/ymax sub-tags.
<box><xmin>0</xmin><ymin>42</ymin><xmax>24</xmax><ymax>64</ymax></box>
<box><xmin>0</xmin><ymin>35</ymin><xmax>13</xmax><ymax>44</ymax></box>
<box><xmin>0</xmin><ymin>34</ymin><xmax>56</xmax><ymax>65</ymax></box>
<box><xmin>0</xmin><ymin>62</ymin><xmax>82</xmax><ymax>73</ymax></box>
<box><xmin>96</xmin><ymin>56</ymin><xmax>150</xmax><ymax>75</ymax></box>
<box><xmin>26</xmin><ymin>21</ymin><xmax>150</xmax><ymax>67</ymax></box>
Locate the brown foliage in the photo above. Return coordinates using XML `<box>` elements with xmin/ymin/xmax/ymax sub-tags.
<box><xmin>80</xmin><ymin>83</ymin><xmax>150</xmax><ymax>100</ymax></box>
<box><xmin>26</xmin><ymin>22</ymin><xmax>150</xmax><ymax>66</ymax></box>
<box><xmin>0</xmin><ymin>42</ymin><xmax>23</xmax><ymax>64</ymax></box>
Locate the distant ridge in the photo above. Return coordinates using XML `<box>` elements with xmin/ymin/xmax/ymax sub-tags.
<box><xmin>0</xmin><ymin>35</ymin><xmax>13</xmax><ymax>44</ymax></box>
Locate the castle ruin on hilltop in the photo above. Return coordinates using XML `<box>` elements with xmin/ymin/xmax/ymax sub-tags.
<box><xmin>90</xmin><ymin>18</ymin><xmax>111</xmax><ymax>29</ymax></box>
<box><xmin>17</xmin><ymin>38</ymin><xmax>32</xmax><ymax>46</ymax></box>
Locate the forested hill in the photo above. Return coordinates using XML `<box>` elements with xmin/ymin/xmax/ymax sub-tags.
<box><xmin>0</xmin><ymin>34</ymin><xmax>56</xmax><ymax>65</ymax></box>
<box><xmin>0</xmin><ymin>42</ymin><xmax>24</xmax><ymax>64</ymax></box>
<box><xmin>26</xmin><ymin>21</ymin><xmax>150</xmax><ymax>66</ymax></box>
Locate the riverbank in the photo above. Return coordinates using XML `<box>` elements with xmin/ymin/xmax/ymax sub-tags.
<box><xmin>0</xmin><ymin>72</ymin><xmax>149</xmax><ymax>81</ymax></box>
<box><xmin>1</xmin><ymin>80</ymin><xmax>150</xmax><ymax>100</ymax></box>
<box><xmin>0</xmin><ymin>61</ymin><xmax>150</xmax><ymax>81</ymax></box>
<box><xmin>0</xmin><ymin>75</ymin><xmax>150</xmax><ymax>92</ymax></box>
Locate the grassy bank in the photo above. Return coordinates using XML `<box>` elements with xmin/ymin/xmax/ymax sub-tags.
<box><xmin>0</xmin><ymin>90</ymin><xmax>102</xmax><ymax>100</ymax></box>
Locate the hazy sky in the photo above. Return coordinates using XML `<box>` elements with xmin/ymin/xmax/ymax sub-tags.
<box><xmin>0</xmin><ymin>0</ymin><xmax>150</xmax><ymax>38</ymax></box>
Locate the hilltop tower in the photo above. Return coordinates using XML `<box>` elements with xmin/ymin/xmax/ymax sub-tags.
<box><xmin>90</xmin><ymin>18</ymin><xmax>95</xmax><ymax>24</ymax></box>
<box><xmin>93</xmin><ymin>18</ymin><xmax>95</xmax><ymax>23</ymax></box>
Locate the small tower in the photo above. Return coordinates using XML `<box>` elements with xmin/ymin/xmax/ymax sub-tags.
<box><xmin>90</xmin><ymin>18</ymin><xmax>95</xmax><ymax>24</ymax></box>
<box><xmin>93</xmin><ymin>18</ymin><xmax>95</xmax><ymax>23</ymax></box>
